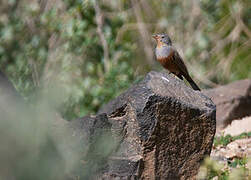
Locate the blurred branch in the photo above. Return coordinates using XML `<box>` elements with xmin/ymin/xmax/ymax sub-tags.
<box><xmin>10</xmin><ymin>0</ymin><xmax>20</xmax><ymax>12</ymax></box>
<box><xmin>116</xmin><ymin>23</ymin><xmax>154</xmax><ymax>43</ymax></box>
<box><xmin>42</xmin><ymin>34</ymin><xmax>61</xmax><ymax>86</ymax></box>
<box><xmin>182</xmin><ymin>56</ymin><xmax>217</xmax><ymax>87</ymax></box>
<box><xmin>131</xmin><ymin>0</ymin><xmax>154</xmax><ymax>65</ymax></box>
<box><xmin>0</xmin><ymin>70</ymin><xmax>23</xmax><ymax>101</ymax></box>
<box><xmin>230</xmin><ymin>3</ymin><xmax>251</xmax><ymax>39</ymax></box>
<box><xmin>38</xmin><ymin>0</ymin><xmax>48</xmax><ymax>13</ymax></box>
<box><xmin>94</xmin><ymin>0</ymin><xmax>110</xmax><ymax>72</ymax></box>
<box><xmin>29</xmin><ymin>60</ymin><xmax>40</xmax><ymax>87</ymax></box>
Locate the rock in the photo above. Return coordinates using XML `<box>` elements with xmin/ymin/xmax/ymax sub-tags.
<box><xmin>211</xmin><ymin>138</ymin><xmax>251</xmax><ymax>161</ymax></box>
<box><xmin>226</xmin><ymin>138</ymin><xmax>251</xmax><ymax>158</ymax></box>
<box><xmin>73</xmin><ymin>71</ymin><xmax>216</xmax><ymax>179</ymax></box>
<box><xmin>203</xmin><ymin>79</ymin><xmax>251</xmax><ymax>129</ymax></box>
<box><xmin>220</xmin><ymin>116</ymin><xmax>251</xmax><ymax>136</ymax></box>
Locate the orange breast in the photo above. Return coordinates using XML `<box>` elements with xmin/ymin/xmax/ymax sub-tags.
<box><xmin>157</xmin><ymin>52</ymin><xmax>179</xmax><ymax>74</ymax></box>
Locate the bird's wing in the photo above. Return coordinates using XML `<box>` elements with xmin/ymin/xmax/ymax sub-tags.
<box><xmin>171</xmin><ymin>48</ymin><xmax>189</xmax><ymax>76</ymax></box>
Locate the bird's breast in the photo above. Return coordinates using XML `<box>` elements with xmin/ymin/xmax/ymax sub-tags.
<box><xmin>155</xmin><ymin>47</ymin><xmax>178</xmax><ymax>73</ymax></box>
<box><xmin>155</xmin><ymin>45</ymin><xmax>173</xmax><ymax>59</ymax></box>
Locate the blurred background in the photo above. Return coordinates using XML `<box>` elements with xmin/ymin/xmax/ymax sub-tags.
<box><xmin>0</xmin><ymin>0</ymin><xmax>250</xmax><ymax>179</ymax></box>
<box><xmin>0</xmin><ymin>0</ymin><xmax>250</xmax><ymax>120</ymax></box>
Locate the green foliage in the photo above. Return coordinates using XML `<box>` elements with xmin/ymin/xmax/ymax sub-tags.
<box><xmin>0</xmin><ymin>0</ymin><xmax>136</xmax><ymax>120</ymax></box>
<box><xmin>61</xmin><ymin>61</ymin><xmax>135</xmax><ymax>119</ymax></box>
<box><xmin>198</xmin><ymin>157</ymin><xmax>229</xmax><ymax>180</ymax></box>
<box><xmin>0</xmin><ymin>95</ymin><xmax>83</xmax><ymax>180</ymax></box>
<box><xmin>200</xmin><ymin>0</ymin><xmax>251</xmax><ymax>83</ymax></box>
<box><xmin>214</xmin><ymin>134</ymin><xmax>233</xmax><ymax>147</ymax></box>
<box><xmin>214</xmin><ymin>132</ymin><xmax>251</xmax><ymax>147</ymax></box>
<box><xmin>229</xmin><ymin>157</ymin><xmax>248</xmax><ymax>168</ymax></box>
<box><xmin>199</xmin><ymin>133</ymin><xmax>251</xmax><ymax>180</ymax></box>
<box><xmin>198</xmin><ymin>156</ymin><xmax>250</xmax><ymax>180</ymax></box>
<box><xmin>197</xmin><ymin>157</ymin><xmax>251</xmax><ymax>180</ymax></box>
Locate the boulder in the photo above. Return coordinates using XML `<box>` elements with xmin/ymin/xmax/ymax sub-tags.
<box><xmin>220</xmin><ymin>116</ymin><xmax>251</xmax><ymax>136</ymax></box>
<box><xmin>203</xmin><ymin>79</ymin><xmax>251</xmax><ymax>129</ymax></box>
<box><xmin>73</xmin><ymin>71</ymin><xmax>216</xmax><ymax>179</ymax></box>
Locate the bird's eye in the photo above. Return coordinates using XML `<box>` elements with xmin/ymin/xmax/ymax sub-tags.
<box><xmin>161</xmin><ymin>36</ymin><xmax>165</xmax><ymax>39</ymax></box>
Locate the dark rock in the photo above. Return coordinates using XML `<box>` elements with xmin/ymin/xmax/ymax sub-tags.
<box><xmin>203</xmin><ymin>79</ymin><xmax>251</xmax><ymax>129</ymax></box>
<box><xmin>73</xmin><ymin>71</ymin><xmax>216</xmax><ymax>179</ymax></box>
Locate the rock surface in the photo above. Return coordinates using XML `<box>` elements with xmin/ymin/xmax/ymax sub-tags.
<box><xmin>203</xmin><ymin>79</ymin><xmax>251</xmax><ymax>129</ymax></box>
<box><xmin>73</xmin><ymin>71</ymin><xmax>216</xmax><ymax>179</ymax></box>
<box><xmin>211</xmin><ymin>138</ymin><xmax>251</xmax><ymax>168</ymax></box>
<box><xmin>220</xmin><ymin>116</ymin><xmax>251</xmax><ymax>136</ymax></box>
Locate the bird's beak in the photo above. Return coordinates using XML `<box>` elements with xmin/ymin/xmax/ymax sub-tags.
<box><xmin>152</xmin><ymin>34</ymin><xmax>158</xmax><ymax>40</ymax></box>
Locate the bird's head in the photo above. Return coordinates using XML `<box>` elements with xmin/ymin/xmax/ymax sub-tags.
<box><xmin>152</xmin><ymin>33</ymin><xmax>172</xmax><ymax>46</ymax></box>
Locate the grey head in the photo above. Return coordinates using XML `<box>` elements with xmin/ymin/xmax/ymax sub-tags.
<box><xmin>152</xmin><ymin>33</ymin><xmax>172</xmax><ymax>46</ymax></box>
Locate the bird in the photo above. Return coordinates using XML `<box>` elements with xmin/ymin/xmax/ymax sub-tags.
<box><xmin>152</xmin><ymin>33</ymin><xmax>201</xmax><ymax>91</ymax></box>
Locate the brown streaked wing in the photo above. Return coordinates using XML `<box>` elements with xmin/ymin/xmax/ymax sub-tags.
<box><xmin>171</xmin><ymin>48</ymin><xmax>189</xmax><ymax>76</ymax></box>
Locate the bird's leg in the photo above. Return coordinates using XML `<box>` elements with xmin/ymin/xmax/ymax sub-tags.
<box><xmin>169</xmin><ymin>71</ymin><xmax>183</xmax><ymax>80</ymax></box>
<box><xmin>177</xmin><ymin>74</ymin><xmax>183</xmax><ymax>80</ymax></box>
<box><xmin>167</xmin><ymin>71</ymin><xmax>177</xmax><ymax>78</ymax></box>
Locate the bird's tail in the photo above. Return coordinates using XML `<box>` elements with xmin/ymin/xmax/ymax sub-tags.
<box><xmin>184</xmin><ymin>74</ymin><xmax>201</xmax><ymax>91</ymax></box>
